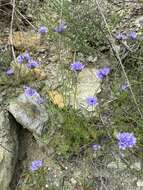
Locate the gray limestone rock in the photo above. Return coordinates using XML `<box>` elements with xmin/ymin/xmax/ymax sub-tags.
<box><xmin>8</xmin><ymin>94</ymin><xmax>48</xmax><ymax>136</ymax></box>
<box><xmin>69</xmin><ymin>68</ymin><xmax>101</xmax><ymax>113</ymax></box>
<box><xmin>0</xmin><ymin>110</ymin><xmax>18</xmax><ymax>190</ymax></box>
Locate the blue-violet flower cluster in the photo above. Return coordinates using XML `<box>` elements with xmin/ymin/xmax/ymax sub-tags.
<box><xmin>26</xmin><ymin>60</ymin><xmax>39</xmax><ymax>69</ymax></box>
<box><xmin>6</xmin><ymin>68</ymin><xmax>14</xmax><ymax>76</ymax></box>
<box><xmin>38</xmin><ymin>26</ymin><xmax>47</xmax><ymax>35</ymax></box>
<box><xmin>70</xmin><ymin>61</ymin><xmax>85</xmax><ymax>72</ymax></box>
<box><xmin>30</xmin><ymin>160</ymin><xmax>43</xmax><ymax>171</ymax></box>
<box><xmin>54</xmin><ymin>21</ymin><xmax>67</xmax><ymax>33</ymax></box>
<box><xmin>115</xmin><ymin>33</ymin><xmax>127</xmax><ymax>40</ymax></box>
<box><xmin>121</xmin><ymin>83</ymin><xmax>129</xmax><ymax>91</ymax></box>
<box><xmin>96</xmin><ymin>66</ymin><xmax>110</xmax><ymax>80</ymax></box>
<box><xmin>115</xmin><ymin>31</ymin><xmax>137</xmax><ymax>41</ymax></box>
<box><xmin>92</xmin><ymin>144</ymin><xmax>101</xmax><ymax>151</ymax></box>
<box><xmin>17</xmin><ymin>51</ymin><xmax>31</xmax><ymax>64</ymax></box>
<box><xmin>86</xmin><ymin>96</ymin><xmax>98</xmax><ymax>106</ymax></box>
<box><xmin>24</xmin><ymin>86</ymin><xmax>44</xmax><ymax>104</ymax></box>
<box><xmin>116</xmin><ymin>132</ymin><xmax>136</xmax><ymax>150</ymax></box>
<box><xmin>129</xmin><ymin>31</ymin><xmax>137</xmax><ymax>40</ymax></box>
<box><xmin>17</xmin><ymin>51</ymin><xmax>39</xmax><ymax>69</ymax></box>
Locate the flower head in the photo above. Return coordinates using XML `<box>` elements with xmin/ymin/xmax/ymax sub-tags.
<box><xmin>24</xmin><ymin>86</ymin><xmax>45</xmax><ymax>104</ymax></box>
<box><xmin>17</xmin><ymin>54</ymin><xmax>25</xmax><ymax>64</ymax></box>
<box><xmin>121</xmin><ymin>83</ymin><xmax>129</xmax><ymax>91</ymax></box>
<box><xmin>24</xmin><ymin>86</ymin><xmax>37</xmax><ymax>97</ymax></box>
<box><xmin>17</xmin><ymin>52</ymin><xmax>31</xmax><ymax>64</ymax></box>
<box><xmin>92</xmin><ymin>144</ymin><xmax>101</xmax><ymax>151</ymax></box>
<box><xmin>129</xmin><ymin>31</ymin><xmax>137</xmax><ymax>40</ymax></box>
<box><xmin>115</xmin><ymin>33</ymin><xmax>127</xmax><ymax>40</ymax></box>
<box><xmin>6</xmin><ymin>68</ymin><xmax>14</xmax><ymax>76</ymax></box>
<box><xmin>70</xmin><ymin>61</ymin><xmax>85</xmax><ymax>72</ymax></box>
<box><xmin>39</xmin><ymin>26</ymin><xmax>47</xmax><ymax>34</ymax></box>
<box><xmin>26</xmin><ymin>60</ymin><xmax>39</xmax><ymax>69</ymax></box>
<box><xmin>86</xmin><ymin>96</ymin><xmax>98</xmax><ymax>106</ymax></box>
<box><xmin>53</xmin><ymin>21</ymin><xmax>67</xmax><ymax>33</ymax></box>
<box><xmin>30</xmin><ymin>160</ymin><xmax>43</xmax><ymax>171</ymax></box>
<box><xmin>96</xmin><ymin>66</ymin><xmax>110</xmax><ymax>80</ymax></box>
<box><xmin>36</xmin><ymin>96</ymin><xmax>44</xmax><ymax>104</ymax></box>
<box><xmin>116</xmin><ymin>132</ymin><xmax>136</xmax><ymax>150</ymax></box>
<box><xmin>23</xmin><ymin>51</ymin><xmax>31</xmax><ymax>62</ymax></box>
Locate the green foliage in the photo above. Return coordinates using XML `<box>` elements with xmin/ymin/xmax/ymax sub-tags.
<box><xmin>0</xmin><ymin>50</ymin><xmax>12</xmax><ymax>69</ymax></box>
<box><xmin>19</xmin><ymin>167</ymin><xmax>48</xmax><ymax>190</ymax></box>
<box><xmin>106</xmin><ymin>63</ymin><xmax>143</xmax><ymax>155</ymax></box>
<box><xmin>42</xmin><ymin>103</ymin><xmax>97</xmax><ymax>157</ymax></box>
<box><xmin>38</xmin><ymin>0</ymin><xmax>107</xmax><ymax>55</ymax></box>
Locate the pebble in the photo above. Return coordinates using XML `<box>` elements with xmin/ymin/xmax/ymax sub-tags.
<box><xmin>137</xmin><ymin>180</ymin><xmax>143</xmax><ymax>187</ymax></box>
<box><xmin>130</xmin><ymin>162</ymin><xmax>141</xmax><ymax>171</ymax></box>
<box><xmin>70</xmin><ymin>178</ymin><xmax>77</xmax><ymax>185</ymax></box>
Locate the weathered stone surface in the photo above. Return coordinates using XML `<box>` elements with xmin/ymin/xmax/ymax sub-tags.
<box><xmin>107</xmin><ymin>160</ymin><xmax>127</xmax><ymax>171</ymax></box>
<box><xmin>131</xmin><ymin>162</ymin><xmax>142</xmax><ymax>171</ymax></box>
<box><xmin>0</xmin><ymin>110</ymin><xmax>18</xmax><ymax>190</ymax></box>
<box><xmin>70</xmin><ymin>68</ymin><xmax>101</xmax><ymax>112</ymax></box>
<box><xmin>8</xmin><ymin>31</ymin><xmax>41</xmax><ymax>49</ymax></box>
<box><xmin>135</xmin><ymin>16</ymin><xmax>143</xmax><ymax>27</ymax></box>
<box><xmin>137</xmin><ymin>180</ymin><xmax>143</xmax><ymax>187</ymax></box>
<box><xmin>8</xmin><ymin>94</ymin><xmax>48</xmax><ymax>136</ymax></box>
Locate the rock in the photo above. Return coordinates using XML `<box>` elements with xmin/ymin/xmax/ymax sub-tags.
<box><xmin>9</xmin><ymin>31</ymin><xmax>41</xmax><ymax>49</ymax></box>
<box><xmin>8</xmin><ymin>31</ymin><xmax>48</xmax><ymax>50</ymax></box>
<box><xmin>130</xmin><ymin>162</ymin><xmax>141</xmax><ymax>171</ymax></box>
<box><xmin>86</xmin><ymin>55</ymin><xmax>97</xmax><ymax>63</ymax></box>
<box><xmin>70</xmin><ymin>178</ymin><xmax>77</xmax><ymax>185</ymax></box>
<box><xmin>69</xmin><ymin>68</ymin><xmax>101</xmax><ymax>113</ymax></box>
<box><xmin>135</xmin><ymin>16</ymin><xmax>143</xmax><ymax>27</ymax></box>
<box><xmin>107</xmin><ymin>160</ymin><xmax>127</xmax><ymax>171</ymax></box>
<box><xmin>137</xmin><ymin>180</ymin><xmax>143</xmax><ymax>187</ymax></box>
<box><xmin>0</xmin><ymin>110</ymin><xmax>18</xmax><ymax>190</ymax></box>
<box><xmin>8</xmin><ymin>94</ymin><xmax>48</xmax><ymax>136</ymax></box>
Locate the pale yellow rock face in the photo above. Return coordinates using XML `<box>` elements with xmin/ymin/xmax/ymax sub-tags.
<box><xmin>70</xmin><ymin>68</ymin><xmax>101</xmax><ymax>112</ymax></box>
<box><xmin>9</xmin><ymin>31</ymin><xmax>41</xmax><ymax>49</ymax></box>
<box><xmin>8</xmin><ymin>31</ymin><xmax>48</xmax><ymax>50</ymax></box>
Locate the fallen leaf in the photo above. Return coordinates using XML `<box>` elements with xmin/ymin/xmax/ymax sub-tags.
<box><xmin>48</xmin><ymin>90</ymin><xmax>64</xmax><ymax>108</ymax></box>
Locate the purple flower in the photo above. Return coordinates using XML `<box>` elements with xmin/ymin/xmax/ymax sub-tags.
<box><xmin>115</xmin><ymin>33</ymin><xmax>127</xmax><ymax>40</ymax></box>
<box><xmin>26</xmin><ymin>60</ymin><xmax>39</xmax><ymax>69</ymax></box>
<box><xmin>24</xmin><ymin>86</ymin><xmax>45</xmax><ymax>104</ymax></box>
<box><xmin>92</xmin><ymin>144</ymin><xmax>101</xmax><ymax>151</ymax></box>
<box><xmin>30</xmin><ymin>160</ymin><xmax>43</xmax><ymax>171</ymax></box>
<box><xmin>86</xmin><ymin>96</ymin><xmax>98</xmax><ymax>106</ymax></box>
<box><xmin>17</xmin><ymin>54</ymin><xmax>25</xmax><ymax>64</ymax></box>
<box><xmin>96</xmin><ymin>66</ymin><xmax>110</xmax><ymax>80</ymax></box>
<box><xmin>116</xmin><ymin>132</ymin><xmax>136</xmax><ymax>150</ymax></box>
<box><xmin>17</xmin><ymin>52</ymin><xmax>31</xmax><ymax>64</ymax></box>
<box><xmin>129</xmin><ymin>31</ymin><xmax>137</xmax><ymax>40</ymax></box>
<box><xmin>23</xmin><ymin>51</ymin><xmax>31</xmax><ymax>62</ymax></box>
<box><xmin>24</xmin><ymin>86</ymin><xmax>37</xmax><ymax>97</ymax></box>
<box><xmin>70</xmin><ymin>61</ymin><xmax>85</xmax><ymax>71</ymax></box>
<box><xmin>36</xmin><ymin>96</ymin><xmax>44</xmax><ymax>104</ymax></box>
<box><xmin>121</xmin><ymin>83</ymin><xmax>129</xmax><ymax>91</ymax></box>
<box><xmin>38</xmin><ymin>26</ymin><xmax>47</xmax><ymax>34</ymax></box>
<box><xmin>53</xmin><ymin>21</ymin><xmax>67</xmax><ymax>33</ymax></box>
<box><xmin>6</xmin><ymin>68</ymin><xmax>14</xmax><ymax>76</ymax></box>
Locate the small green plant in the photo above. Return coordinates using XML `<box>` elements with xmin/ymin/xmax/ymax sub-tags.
<box><xmin>42</xmin><ymin>103</ymin><xmax>97</xmax><ymax>157</ymax></box>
